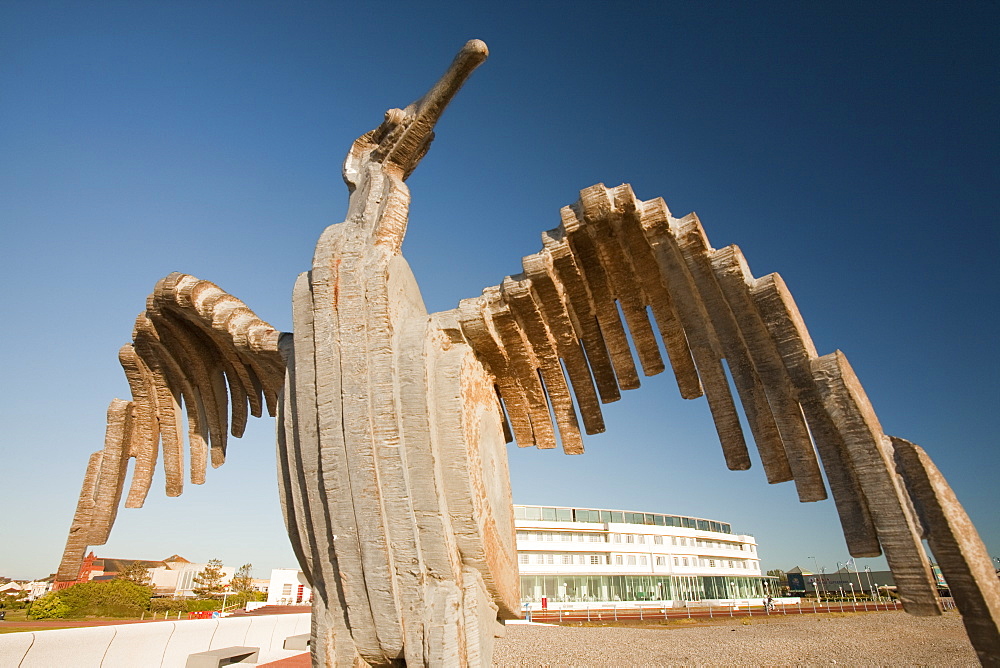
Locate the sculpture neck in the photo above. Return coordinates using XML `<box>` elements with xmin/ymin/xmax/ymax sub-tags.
<box><xmin>344</xmin><ymin>160</ymin><xmax>411</xmax><ymax>256</ymax></box>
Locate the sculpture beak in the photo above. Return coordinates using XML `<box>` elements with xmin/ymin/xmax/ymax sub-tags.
<box><xmin>376</xmin><ymin>39</ymin><xmax>489</xmax><ymax>177</ymax></box>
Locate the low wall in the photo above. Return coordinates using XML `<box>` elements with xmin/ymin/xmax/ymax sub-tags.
<box><xmin>0</xmin><ymin>612</ymin><xmax>310</xmax><ymax>667</ymax></box>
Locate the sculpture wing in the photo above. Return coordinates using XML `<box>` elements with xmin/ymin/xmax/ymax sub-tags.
<box><xmin>57</xmin><ymin>273</ymin><xmax>285</xmax><ymax>580</ymax></box>
<box><xmin>449</xmin><ymin>182</ymin><xmax>960</xmax><ymax>617</ymax></box>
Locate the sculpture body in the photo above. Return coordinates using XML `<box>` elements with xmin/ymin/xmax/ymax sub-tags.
<box><xmin>55</xmin><ymin>40</ymin><xmax>998</xmax><ymax>666</ymax></box>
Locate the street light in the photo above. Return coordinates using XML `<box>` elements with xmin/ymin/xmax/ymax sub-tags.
<box><xmin>864</xmin><ymin>566</ymin><xmax>875</xmax><ymax>600</ymax></box>
<box><xmin>848</xmin><ymin>559</ymin><xmax>864</xmax><ymax>594</ymax></box>
<box><xmin>220</xmin><ymin>590</ymin><xmax>235</xmax><ymax>615</ymax></box>
<box><xmin>849</xmin><ymin>582</ymin><xmax>856</xmax><ymax>602</ymax></box>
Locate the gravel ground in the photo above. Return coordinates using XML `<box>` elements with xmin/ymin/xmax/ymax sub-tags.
<box><xmin>492</xmin><ymin>610</ymin><xmax>978</xmax><ymax>666</ymax></box>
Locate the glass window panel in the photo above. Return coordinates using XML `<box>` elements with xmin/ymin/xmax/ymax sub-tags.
<box><xmin>542</xmin><ymin>507</ymin><xmax>557</xmax><ymax>521</ymax></box>
<box><xmin>640</xmin><ymin>556</ymin><xmax>647</xmax><ymax>565</ymax></box>
<box><xmin>610</xmin><ymin>511</ymin><xmax>624</xmax><ymax>523</ymax></box>
<box><xmin>525</xmin><ymin>507</ymin><xmax>541</xmax><ymax>520</ymax></box>
<box><xmin>654</xmin><ymin>536</ymin><xmax>663</xmax><ymax>544</ymax></box>
<box><xmin>600</xmin><ymin>510</ymin><xmax>612</xmax><ymax>523</ymax></box>
<box><xmin>697</xmin><ymin>519</ymin><xmax>710</xmax><ymax>531</ymax></box>
<box><xmin>514</xmin><ymin>507</ymin><xmax>526</xmax><ymax>519</ymax></box>
<box><xmin>653</xmin><ymin>514</ymin><xmax>665</xmax><ymax>526</ymax></box>
<box><xmin>644</xmin><ymin>513</ymin><xmax>655</xmax><ymax>525</ymax></box>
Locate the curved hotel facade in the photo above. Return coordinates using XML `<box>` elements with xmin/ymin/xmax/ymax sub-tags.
<box><xmin>515</xmin><ymin>504</ymin><xmax>766</xmax><ymax>607</ymax></box>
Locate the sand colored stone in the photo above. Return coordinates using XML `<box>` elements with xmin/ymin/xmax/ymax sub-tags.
<box><xmin>55</xmin><ymin>39</ymin><xmax>997</xmax><ymax>666</ymax></box>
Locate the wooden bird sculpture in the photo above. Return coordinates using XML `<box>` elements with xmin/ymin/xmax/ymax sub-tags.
<box><xmin>56</xmin><ymin>40</ymin><xmax>999</xmax><ymax>666</ymax></box>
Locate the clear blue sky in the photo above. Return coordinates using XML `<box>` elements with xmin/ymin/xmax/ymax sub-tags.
<box><xmin>1</xmin><ymin>1</ymin><xmax>997</xmax><ymax>582</ymax></box>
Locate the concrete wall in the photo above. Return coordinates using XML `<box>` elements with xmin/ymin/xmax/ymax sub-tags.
<box><xmin>0</xmin><ymin>612</ymin><xmax>310</xmax><ymax>667</ymax></box>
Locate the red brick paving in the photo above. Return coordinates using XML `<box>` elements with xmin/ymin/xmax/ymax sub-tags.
<box><xmin>258</xmin><ymin>652</ymin><xmax>310</xmax><ymax>667</ymax></box>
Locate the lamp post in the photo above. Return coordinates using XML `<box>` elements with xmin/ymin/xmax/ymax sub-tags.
<box><xmin>221</xmin><ymin>590</ymin><xmax>234</xmax><ymax>615</ymax></box>
<box><xmin>864</xmin><ymin>566</ymin><xmax>875</xmax><ymax>600</ymax></box>
<box><xmin>849</xmin><ymin>582</ymin><xmax>856</xmax><ymax>602</ymax></box>
<box><xmin>849</xmin><ymin>559</ymin><xmax>864</xmax><ymax>594</ymax></box>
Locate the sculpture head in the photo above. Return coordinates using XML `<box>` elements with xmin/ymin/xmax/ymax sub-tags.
<box><xmin>343</xmin><ymin>39</ymin><xmax>488</xmax><ymax>187</ymax></box>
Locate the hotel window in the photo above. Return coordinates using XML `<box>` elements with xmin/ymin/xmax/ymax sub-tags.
<box><xmin>626</xmin><ymin>534</ymin><xmax>634</xmax><ymax>543</ymax></box>
<box><xmin>577</xmin><ymin>555</ymin><xmax>586</xmax><ymax>564</ymax></box>
<box><xmin>612</xmin><ymin>534</ymin><xmax>621</xmax><ymax>543</ymax></box>
<box><xmin>561</xmin><ymin>533</ymin><xmax>572</xmax><ymax>541</ymax></box>
<box><xmin>546</xmin><ymin>555</ymin><xmax>554</xmax><ymax>565</ymax></box>
<box><xmin>590</xmin><ymin>555</ymin><xmax>603</xmax><ymax>565</ymax></box>
<box><xmin>544</xmin><ymin>533</ymin><xmax>554</xmax><ymax>541</ymax></box>
<box><xmin>562</xmin><ymin>555</ymin><xmax>572</xmax><ymax>565</ymax></box>
<box><xmin>519</xmin><ymin>554</ymin><xmax>528</xmax><ymax>564</ymax></box>
<box><xmin>653</xmin><ymin>536</ymin><xmax>663</xmax><ymax>545</ymax></box>
<box><xmin>656</xmin><ymin>556</ymin><xmax>665</xmax><ymax>566</ymax></box>
<box><xmin>682</xmin><ymin>557</ymin><xmax>689</xmax><ymax>566</ymax></box>
<box><xmin>673</xmin><ymin>557</ymin><xmax>679</xmax><ymax>566</ymax></box>
<box><xmin>671</xmin><ymin>537</ymin><xmax>677</xmax><ymax>545</ymax></box>
<box><xmin>588</xmin><ymin>534</ymin><xmax>603</xmax><ymax>542</ymax></box>
<box><xmin>709</xmin><ymin>559</ymin><xmax>716</xmax><ymax>567</ymax></box>
<box><xmin>639</xmin><ymin>556</ymin><xmax>647</xmax><ymax>565</ymax></box>
<box><xmin>637</xmin><ymin>535</ymin><xmax>645</xmax><ymax>544</ymax></box>
<box><xmin>535</xmin><ymin>555</ymin><xmax>545</xmax><ymax>564</ymax></box>
<box><xmin>282</xmin><ymin>584</ymin><xmax>293</xmax><ymax>597</ymax></box>
<box><xmin>729</xmin><ymin>561</ymin><xmax>734</xmax><ymax>568</ymax></box>
<box><xmin>627</xmin><ymin>555</ymin><xmax>636</xmax><ymax>565</ymax></box>
<box><xmin>615</xmin><ymin>555</ymin><xmax>623</xmax><ymax>565</ymax></box>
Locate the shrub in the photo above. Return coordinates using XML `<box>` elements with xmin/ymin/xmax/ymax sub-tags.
<box><xmin>38</xmin><ymin>579</ymin><xmax>154</xmax><ymax>618</ymax></box>
<box><xmin>149</xmin><ymin>598</ymin><xmax>189</xmax><ymax>614</ymax></box>
<box><xmin>27</xmin><ymin>592</ymin><xmax>71</xmax><ymax>620</ymax></box>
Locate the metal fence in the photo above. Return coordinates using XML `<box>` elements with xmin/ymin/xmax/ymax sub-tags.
<box><xmin>527</xmin><ymin>597</ymin><xmax>957</xmax><ymax>623</ymax></box>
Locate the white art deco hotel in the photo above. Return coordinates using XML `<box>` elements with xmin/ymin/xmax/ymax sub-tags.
<box><xmin>515</xmin><ymin>504</ymin><xmax>766</xmax><ymax>608</ymax></box>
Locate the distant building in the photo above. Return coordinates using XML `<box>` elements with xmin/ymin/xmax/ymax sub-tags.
<box><xmin>266</xmin><ymin>569</ymin><xmax>312</xmax><ymax>605</ymax></box>
<box><xmin>784</xmin><ymin>564</ymin><xmax>933</xmax><ymax>597</ymax></box>
<box><xmin>149</xmin><ymin>558</ymin><xmax>237</xmax><ymax>598</ymax></box>
<box><xmin>54</xmin><ymin>552</ymin><xmax>238</xmax><ymax>598</ymax></box>
<box><xmin>515</xmin><ymin>504</ymin><xmax>766</xmax><ymax>607</ymax></box>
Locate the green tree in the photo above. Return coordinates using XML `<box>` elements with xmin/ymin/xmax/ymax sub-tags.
<box><xmin>27</xmin><ymin>592</ymin><xmax>71</xmax><ymax>619</ymax></box>
<box><xmin>192</xmin><ymin>559</ymin><xmax>226</xmax><ymax>597</ymax></box>
<box><xmin>230</xmin><ymin>563</ymin><xmax>254</xmax><ymax>593</ymax></box>
<box><xmin>117</xmin><ymin>561</ymin><xmax>152</xmax><ymax>586</ymax></box>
